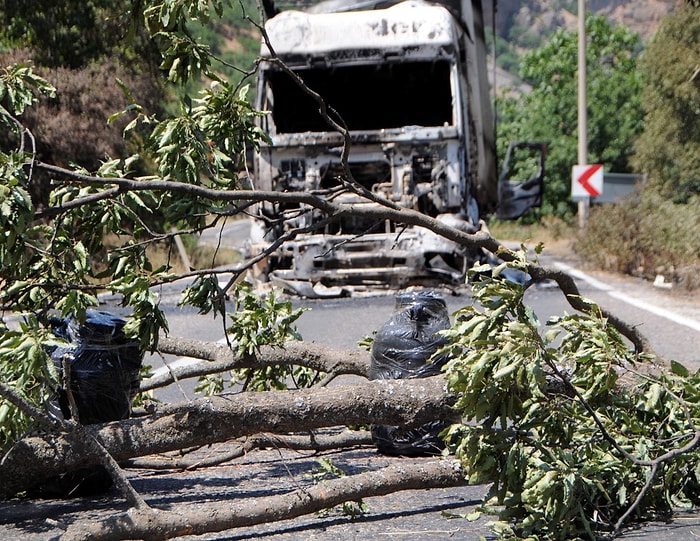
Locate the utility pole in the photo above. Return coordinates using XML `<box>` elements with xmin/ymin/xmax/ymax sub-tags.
<box><xmin>577</xmin><ymin>0</ymin><xmax>589</xmax><ymax>228</ymax></box>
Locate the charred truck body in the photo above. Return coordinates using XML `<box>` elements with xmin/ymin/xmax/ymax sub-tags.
<box><xmin>253</xmin><ymin>0</ymin><xmax>544</xmax><ymax>296</ymax></box>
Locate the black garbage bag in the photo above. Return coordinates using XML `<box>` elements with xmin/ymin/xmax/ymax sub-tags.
<box><xmin>370</xmin><ymin>291</ymin><xmax>453</xmax><ymax>456</ymax></box>
<box><xmin>48</xmin><ymin>310</ymin><xmax>143</xmax><ymax>425</ymax></box>
<box><xmin>29</xmin><ymin>310</ymin><xmax>144</xmax><ymax>498</ymax></box>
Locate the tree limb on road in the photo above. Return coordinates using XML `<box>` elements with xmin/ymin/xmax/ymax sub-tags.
<box><xmin>0</xmin><ymin>375</ymin><xmax>454</xmax><ymax>499</ymax></box>
<box><xmin>142</xmin><ymin>337</ymin><xmax>370</xmax><ymax>392</ymax></box>
<box><xmin>122</xmin><ymin>429</ymin><xmax>375</xmax><ymax>470</ymax></box>
<box><xmin>59</xmin><ymin>458</ymin><xmax>467</xmax><ymax>541</ymax></box>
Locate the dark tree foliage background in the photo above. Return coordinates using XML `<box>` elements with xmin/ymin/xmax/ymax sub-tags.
<box><xmin>576</xmin><ymin>2</ymin><xmax>700</xmax><ymax>290</ymax></box>
<box><xmin>0</xmin><ymin>1</ymin><xmax>165</xmax><ymax>205</ymax></box>
<box><xmin>0</xmin><ymin>0</ymin><xmax>160</xmax><ymax>68</ymax></box>
<box><xmin>631</xmin><ymin>1</ymin><xmax>700</xmax><ymax>202</ymax></box>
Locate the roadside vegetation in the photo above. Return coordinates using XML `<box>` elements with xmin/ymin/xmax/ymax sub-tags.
<box><xmin>575</xmin><ymin>3</ymin><xmax>700</xmax><ymax>290</ymax></box>
<box><xmin>494</xmin><ymin>2</ymin><xmax>700</xmax><ymax>291</ymax></box>
<box><xmin>496</xmin><ymin>14</ymin><xmax>644</xmax><ymax>220</ymax></box>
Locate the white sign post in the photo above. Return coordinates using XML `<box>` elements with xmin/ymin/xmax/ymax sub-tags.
<box><xmin>572</xmin><ymin>164</ymin><xmax>604</xmax><ymax>199</ymax></box>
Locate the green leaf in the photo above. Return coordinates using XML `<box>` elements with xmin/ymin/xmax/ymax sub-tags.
<box><xmin>492</xmin><ymin>359</ymin><xmax>519</xmax><ymax>380</ymax></box>
<box><xmin>670</xmin><ymin>360</ymin><xmax>689</xmax><ymax>378</ymax></box>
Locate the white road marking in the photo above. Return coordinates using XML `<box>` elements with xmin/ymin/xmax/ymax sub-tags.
<box><xmin>554</xmin><ymin>262</ymin><xmax>700</xmax><ymax>334</ymax></box>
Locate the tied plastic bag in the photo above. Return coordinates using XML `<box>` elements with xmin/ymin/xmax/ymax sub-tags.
<box><xmin>30</xmin><ymin>310</ymin><xmax>143</xmax><ymax>498</ymax></box>
<box><xmin>369</xmin><ymin>291</ymin><xmax>452</xmax><ymax>456</ymax></box>
<box><xmin>49</xmin><ymin>310</ymin><xmax>143</xmax><ymax>425</ymax></box>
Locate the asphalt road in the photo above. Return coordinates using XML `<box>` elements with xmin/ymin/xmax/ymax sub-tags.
<box><xmin>2</xmin><ymin>250</ymin><xmax>700</xmax><ymax>540</ymax></box>
<box><xmin>152</xmin><ymin>251</ymin><xmax>700</xmax><ymax>406</ymax></box>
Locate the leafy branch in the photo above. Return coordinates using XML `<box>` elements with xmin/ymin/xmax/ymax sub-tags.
<box><xmin>441</xmin><ymin>253</ymin><xmax>700</xmax><ymax>539</ymax></box>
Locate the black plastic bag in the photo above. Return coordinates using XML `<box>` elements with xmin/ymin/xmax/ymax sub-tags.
<box><xmin>30</xmin><ymin>310</ymin><xmax>143</xmax><ymax>498</ymax></box>
<box><xmin>48</xmin><ymin>310</ymin><xmax>143</xmax><ymax>425</ymax></box>
<box><xmin>369</xmin><ymin>291</ymin><xmax>453</xmax><ymax>456</ymax></box>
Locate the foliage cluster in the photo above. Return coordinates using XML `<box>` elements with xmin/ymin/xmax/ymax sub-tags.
<box><xmin>0</xmin><ymin>2</ymin><xmax>271</xmax><ymax>450</ymax></box>
<box><xmin>441</xmin><ymin>253</ymin><xmax>700</xmax><ymax>539</ymax></box>
<box><xmin>496</xmin><ymin>15</ymin><xmax>643</xmax><ymax>220</ymax></box>
<box><xmin>0</xmin><ymin>16</ymin><xmax>269</xmax><ymax>336</ymax></box>
<box><xmin>190</xmin><ymin>280</ymin><xmax>318</xmax><ymax>395</ymax></box>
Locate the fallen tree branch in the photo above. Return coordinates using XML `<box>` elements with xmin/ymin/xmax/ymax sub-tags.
<box><xmin>59</xmin><ymin>457</ymin><xmax>467</xmax><ymax>541</ymax></box>
<box><xmin>35</xmin><ymin>161</ymin><xmax>501</xmax><ymax>252</ymax></box>
<box><xmin>122</xmin><ymin>429</ymin><xmax>374</xmax><ymax>470</ymax></box>
<box><xmin>142</xmin><ymin>338</ymin><xmax>370</xmax><ymax>392</ymax></box>
<box><xmin>0</xmin><ymin>376</ymin><xmax>453</xmax><ymax>498</ymax></box>
<box><xmin>36</xmin><ymin>165</ymin><xmax>657</xmax><ymax>357</ymax></box>
<box><xmin>542</xmin><ymin>345</ymin><xmax>700</xmax><ymax>534</ymax></box>
<box><xmin>0</xmin><ymin>382</ymin><xmax>148</xmax><ymax>509</ymax></box>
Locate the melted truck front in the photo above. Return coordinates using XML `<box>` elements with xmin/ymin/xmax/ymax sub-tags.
<box><xmin>252</xmin><ymin>0</ymin><xmax>543</xmax><ymax>296</ymax></box>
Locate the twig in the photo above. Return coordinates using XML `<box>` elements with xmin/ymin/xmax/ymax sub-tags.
<box><xmin>614</xmin><ymin>463</ymin><xmax>658</xmax><ymax>535</ymax></box>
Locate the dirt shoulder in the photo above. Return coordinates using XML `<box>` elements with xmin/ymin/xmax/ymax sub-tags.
<box><xmin>538</xmin><ymin>239</ymin><xmax>700</xmax><ymax>323</ymax></box>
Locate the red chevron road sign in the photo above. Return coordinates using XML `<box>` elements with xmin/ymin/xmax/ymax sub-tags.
<box><xmin>572</xmin><ymin>164</ymin><xmax>604</xmax><ymax>198</ymax></box>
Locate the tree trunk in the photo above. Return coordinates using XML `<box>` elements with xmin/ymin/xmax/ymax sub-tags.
<box><xmin>0</xmin><ymin>376</ymin><xmax>454</xmax><ymax>499</ymax></box>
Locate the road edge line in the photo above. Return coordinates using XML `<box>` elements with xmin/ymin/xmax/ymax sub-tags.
<box><xmin>554</xmin><ymin>262</ymin><xmax>700</xmax><ymax>334</ymax></box>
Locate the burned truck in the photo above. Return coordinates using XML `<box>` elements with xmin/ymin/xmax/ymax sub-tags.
<box><xmin>251</xmin><ymin>0</ymin><xmax>544</xmax><ymax>296</ymax></box>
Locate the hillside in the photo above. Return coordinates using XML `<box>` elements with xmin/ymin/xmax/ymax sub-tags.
<box><xmin>490</xmin><ymin>0</ymin><xmax>675</xmax><ymax>48</ymax></box>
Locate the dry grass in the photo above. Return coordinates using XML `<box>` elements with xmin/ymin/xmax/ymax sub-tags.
<box><xmin>487</xmin><ymin>215</ymin><xmax>577</xmax><ymax>256</ymax></box>
<box><xmin>147</xmin><ymin>240</ymin><xmax>242</xmax><ymax>274</ymax></box>
<box><xmin>94</xmin><ymin>234</ymin><xmax>242</xmax><ymax>278</ymax></box>
<box><xmin>574</xmin><ymin>192</ymin><xmax>700</xmax><ymax>290</ymax></box>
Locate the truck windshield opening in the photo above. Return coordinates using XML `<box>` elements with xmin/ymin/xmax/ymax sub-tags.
<box><xmin>263</xmin><ymin>59</ymin><xmax>453</xmax><ymax>133</ymax></box>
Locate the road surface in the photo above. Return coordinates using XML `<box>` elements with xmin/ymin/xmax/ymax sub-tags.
<box><xmin>2</xmin><ymin>251</ymin><xmax>700</xmax><ymax>540</ymax></box>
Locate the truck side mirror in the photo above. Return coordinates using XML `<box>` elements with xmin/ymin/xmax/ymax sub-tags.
<box><xmin>496</xmin><ymin>141</ymin><xmax>546</xmax><ymax>220</ymax></box>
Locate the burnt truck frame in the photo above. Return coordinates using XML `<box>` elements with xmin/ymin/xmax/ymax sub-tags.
<box><xmin>251</xmin><ymin>0</ymin><xmax>544</xmax><ymax>296</ymax></box>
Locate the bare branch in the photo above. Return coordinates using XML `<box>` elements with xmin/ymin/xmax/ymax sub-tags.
<box><xmin>60</xmin><ymin>458</ymin><xmax>466</xmax><ymax>541</ymax></box>
<box><xmin>144</xmin><ymin>337</ymin><xmax>369</xmax><ymax>392</ymax></box>
<box><xmin>35</xmin><ymin>162</ymin><xmax>499</xmax><ymax>250</ymax></box>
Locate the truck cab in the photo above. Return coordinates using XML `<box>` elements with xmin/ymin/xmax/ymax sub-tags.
<box><xmin>252</xmin><ymin>0</ymin><xmax>543</xmax><ymax>296</ymax></box>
